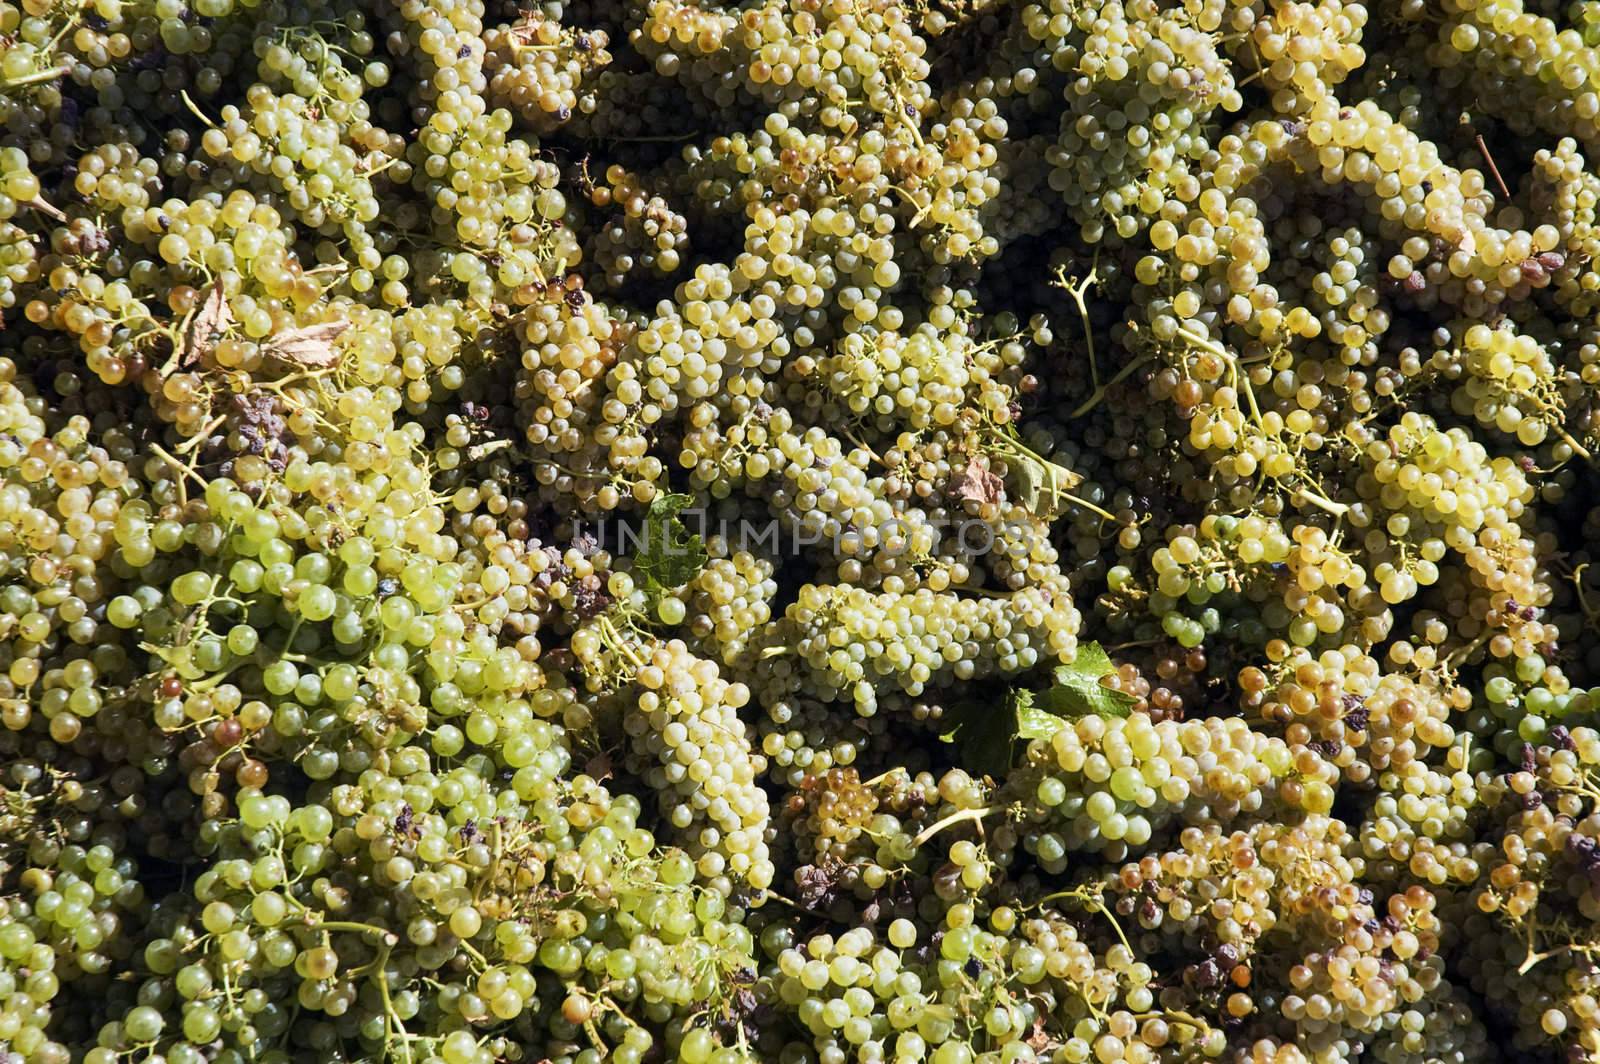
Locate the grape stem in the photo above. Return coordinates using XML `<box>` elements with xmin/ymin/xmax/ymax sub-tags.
<box><xmin>358</xmin><ymin>153</ymin><xmax>405</xmax><ymax>178</ymax></box>
<box><xmin>1174</xmin><ymin>325</ymin><xmax>1350</xmax><ymax>517</ymax></box>
<box><xmin>175</xmin><ymin>414</ymin><xmax>229</xmax><ymax>454</ymax></box>
<box><xmin>1069</xmin><ymin>352</ymin><xmax>1153</xmax><ymax>419</ymax></box>
<box><xmin>1519</xmin><ymin>387</ymin><xmax>1593</xmax><ymax>461</ymax></box>
<box><xmin>1037</xmin><ymin>885</ymin><xmax>1132</xmax><ymax>955</ymax></box>
<box><xmin>837</xmin><ymin>424</ymin><xmax>883</xmax><ymax>464</ymax></box>
<box><xmin>572</xmin><ymin>131</ymin><xmax>700</xmax><ymax>143</ymax></box>
<box><xmin>1442</xmin><ymin>628</ymin><xmax>1491</xmax><ymax>671</ymax></box>
<box><xmin>23</xmin><ymin>196</ymin><xmax>64</xmax><ymax>222</ymax></box>
<box><xmin>582</xmin><ymin>1015</ymin><xmax>609</xmax><ymax>1056</ymax></box>
<box><xmin>371</xmin><ymin>937</ymin><xmax>415</xmax><ymax>1064</ymax></box>
<box><xmin>1474</xmin><ymin>132</ymin><xmax>1511</xmax><ymax>200</ymax></box>
<box><xmin>1553</xmin><ymin>424</ymin><xmax>1593</xmax><ymax>462</ymax></box>
<box><xmin>1175</xmin><ymin>325</ymin><xmax>1262</xmax><ymax>424</ymax></box>
<box><xmin>912</xmin><ymin>805</ymin><xmax>995</xmax><ymax>847</ymax></box>
<box><xmin>756</xmin><ymin>890</ymin><xmax>826</xmax><ymax>917</ymax></box>
<box><xmin>180</xmin><ymin>88</ymin><xmax>218</xmax><ymax>128</ymax></box>
<box><xmin>1512</xmin><ymin>925</ymin><xmax>1600</xmax><ymax>977</ymax></box>
<box><xmin>465</xmin><ymin>438</ymin><xmax>516</xmax><ymax>461</ymax></box>
<box><xmin>1518</xmin><ymin>945</ymin><xmax>1565</xmax><ymax>975</ymax></box>
<box><xmin>305</xmin><ymin>919</ymin><xmax>399</xmax><ymax>941</ymax></box>
<box><xmin>1573</xmin><ymin>564</ymin><xmax>1599</xmax><ymax>626</ymax></box>
<box><xmin>1290</xmin><ymin>483</ymin><xmax>1350</xmax><ymax>518</ymax></box>
<box><xmin>149</xmin><ymin>443</ymin><xmax>209</xmax><ymax>504</ymax></box>
<box><xmin>596</xmin><ymin>614</ymin><xmax>647</xmax><ymax>672</ymax></box>
<box><xmin>1128</xmin><ymin>1009</ymin><xmax>1214</xmax><ymax>1036</ymax></box>
<box><xmin>599</xmin><ymin>995</ymin><xmax>648</xmax><ymax>1034</ymax></box>
<box><xmin>946</xmin><ymin>584</ymin><xmax>1032</xmax><ymax>600</ymax></box>
<box><xmin>1052</xmin><ymin>255</ymin><xmax>1101</xmax><ymax>392</ymax></box>
<box><xmin>0</xmin><ymin>66</ymin><xmax>72</xmax><ymax>93</ymax></box>
<box><xmin>888</xmin><ymin>183</ymin><xmax>933</xmax><ymax>227</ymax></box>
<box><xmin>983</xmin><ymin>429</ymin><xmax>1121</xmax><ymax>524</ymax></box>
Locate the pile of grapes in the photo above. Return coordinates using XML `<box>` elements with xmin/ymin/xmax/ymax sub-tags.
<box><xmin>12</xmin><ymin>0</ymin><xmax>1600</xmax><ymax>1058</ymax></box>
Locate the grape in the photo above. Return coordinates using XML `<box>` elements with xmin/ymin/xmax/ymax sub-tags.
<box><xmin>3</xmin><ymin>0</ymin><xmax>1600</xmax><ymax>1058</ymax></box>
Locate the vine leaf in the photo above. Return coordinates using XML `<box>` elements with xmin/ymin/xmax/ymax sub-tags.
<box><xmin>262</xmin><ymin>320</ymin><xmax>351</xmax><ymax>366</ymax></box>
<box><xmin>633</xmin><ymin>493</ymin><xmax>707</xmax><ymax>605</ymax></box>
<box><xmin>1011</xmin><ymin>452</ymin><xmax>1084</xmax><ymax>516</ymax></box>
<box><xmin>1013</xmin><ymin>687</ymin><xmax>1063</xmax><ymax>741</ymax></box>
<box><xmin>952</xmin><ymin>455</ymin><xmax>1003</xmax><ymax>505</ymax></box>
<box><xmin>938</xmin><ymin>697</ymin><xmax>1015</xmax><ymax>779</ymax></box>
<box><xmin>180</xmin><ymin>280</ymin><xmax>232</xmax><ymax>368</ymax></box>
<box><xmin>1040</xmin><ymin>642</ymin><xmax>1135</xmax><ymax>720</ymax></box>
<box><xmin>937</xmin><ymin>648</ymin><xmax>1136</xmax><ymax>777</ymax></box>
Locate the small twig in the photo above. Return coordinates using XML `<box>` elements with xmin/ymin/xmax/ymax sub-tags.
<box><xmin>1554</xmin><ymin>424</ymin><xmax>1593</xmax><ymax>462</ymax></box>
<box><xmin>372</xmin><ymin>939</ymin><xmax>414</xmax><ymax>1064</ymax></box>
<box><xmin>1053</xmin><ymin>254</ymin><xmax>1102</xmax><ymax>390</ymax></box>
<box><xmin>838</xmin><ymin>424</ymin><xmax>883</xmax><ymax>464</ymax></box>
<box><xmin>758</xmin><ymin>890</ymin><xmax>828</xmax><ymax>918</ymax></box>
<box><xmin>1574</xmin><ymin>563</ymin><xmax>1599</xmax><ymax>626</ymax></box>
<box><xmin>595</xmin><ymin>614</ymin><xmax>647</xmax><ymax>672</ymax></box>
<box><xmin>1128</xmin><ymin>1010</ymin><xmax>1214</xmax><ymax>1036</ymax></box>
<box><xmin>0</xmin><ymin>66</ymin><xmax>72</xmax><ymax>93</ymax></box>
<box><xmin>1291</xmin><ymin>482</ymin><xmax>1351</xmax><ymax>518</ymax></box>
<box><xmin>23</xmin><ymin>197</ymin><xmax>65</xmax><ymax>222</ymax></box>
<box><xmin>1443</xmin><ymin>628</ymin><xmax>1492</xmax><ymax>671</ymax></box>
<box><xmin>1106</xmin><ymin>638</ymin><xmax>1164</xmax><ymax>651</ymax></box>
<box><xmin>1475</xmin><ymin>133</ymin><xmax>1510</xmax><ymax>200</ymax></box>
<box><xmin>912</xmin><ymin>805</ymin><xmax>995</xmax><ymax>847</ymax></box>
<box><xmin>181</xmin><ymin>89</ymin><xmax>218</xmax><ymax>129</ymax></box>
<box><xmin>1070</xmin><ymin>353</ymin><xmax>1154</xmax><ymax>419</ymax></box>
<box><xmin>174</xmin><ymin>413</ymin><xmax>228</xmax><ymax>454</ymax></box>
<box><xmin>149</xmin><ymin>443</ymin><xmax>207</xmax><ymax>503</ymax></box>
<box><xmin>464</xmin><ymin>438</ymin><xmax>516</xmax><ymax>461</ymax></box>
<box><xmin>159</xmin><ymin>311</ymin><xmax>196</xmax><ymax>379</ymax></box>
<box><xmin>1519</xmin><ymin>944</ymin><xmax>1568</xmax><ymax>976</ymax></box>
<box><xmin>1038</xmin><ymin>887</ymin><xmax>1132</xmax><ymax>955</ymax></box>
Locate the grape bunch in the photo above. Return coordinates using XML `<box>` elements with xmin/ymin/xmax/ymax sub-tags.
<box><xmin>6</xmin><ymin>0</ymin><xmax>1600</xmax><ymax>1059</ymax></box>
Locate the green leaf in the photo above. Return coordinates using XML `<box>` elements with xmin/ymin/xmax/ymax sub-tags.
<box><xmin>140</xmin><ymin>642</ymin><xmax>206</xmax><ymax>681</ymax></box>
<box><xmin>1066</xmin><ymin>640</ymin><xmax>1118</xmax><ymax>678</ymax></box>
<box><xmin>1014</xmin><ymin>687</ymin><xmax>1065</xmax><ymax>741</ymax></box>
<box><xmin>633</xmin><ymin>493</ymin><xmax>708</xmax><ymax>605</ymax></box>
<box><xmin>937</xmin><ymin>645</ymin><xmax>1132</xmax><ymax>776</ymax></box>
<box><xmin>1040</xmin><ymin>641</ymin><xmax>1135</xmax><ymax>720</ymax></box>
<box><xmin>937</xmin><ymin>697</ymin><xmax>1016</xmax><ymax>779</ymax></box>
<box><xmin>1008</xmin><ymin>451</ymin><xmax>1083</xmax><ymax>517</ymax></box>
<box><xmin>1011</xmin><ymin>453</ymin><xmax>1045</xmax><ymax>513</ymax></box>
<box><xmin>964</xmin><ymin>714</ymin><xmax>1015</xmax><ymax>779</ymax></box>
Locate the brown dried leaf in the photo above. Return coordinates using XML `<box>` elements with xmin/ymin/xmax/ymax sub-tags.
<box><xmin>584</xmin><ymin>752</ymin><xmax>614</xmax><ymax>781</ymax></box>
<box><xmin>952</xmin><ymin>455</ymin><xmax>1003</xmax><ymax>505</ymax></box>
<box><xmin>262</xmin><ymin>320</ymin><xmax>351</xmax><ymax>367</ymax></box>
<box><xmin>180</xmin><ymin>280</ymin><xmax>233</xmax><ymax>368</ymax></box>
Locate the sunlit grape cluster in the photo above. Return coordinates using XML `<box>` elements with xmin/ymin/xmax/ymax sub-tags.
<box><xmin>6</xmin><ymin>0</ymin><xmax>1600</xmax><ymax>1058</ymax></box>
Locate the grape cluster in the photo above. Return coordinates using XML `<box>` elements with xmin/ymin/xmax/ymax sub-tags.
<box><xmin>7</xmin><ymin>0</ymin><xmax>1600</xmax><ymax>1058</ymax></box>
